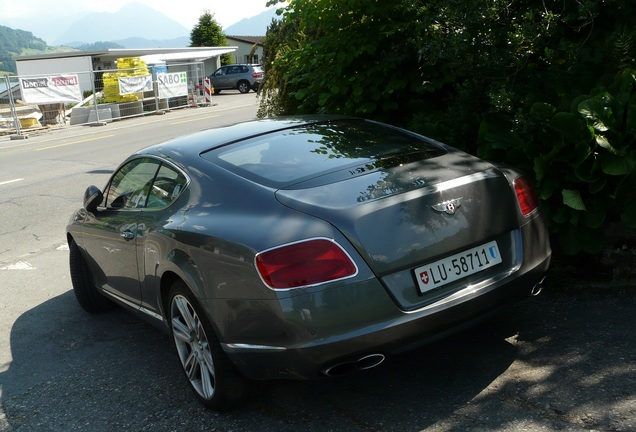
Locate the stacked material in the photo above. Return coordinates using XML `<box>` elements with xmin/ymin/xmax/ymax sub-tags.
<box><xmin>102</xmin><ymin>57</ymin><xmax>150</xmax><ymax>103</ymax></box>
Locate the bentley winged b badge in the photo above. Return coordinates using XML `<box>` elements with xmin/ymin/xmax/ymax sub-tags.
<box><xmin>431</xmin><ymin>198</ymin><xmax>463</xmax><ymax>215</ymax></box>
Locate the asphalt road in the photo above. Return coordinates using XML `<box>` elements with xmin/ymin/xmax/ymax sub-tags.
<box><xmin>0</xmin><ymin>94</ymin><xmax>635</xmax><ymax>431</ymax></box>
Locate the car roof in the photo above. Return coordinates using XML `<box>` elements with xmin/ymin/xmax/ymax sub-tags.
<box><xmin>137</xmin><ymin>115</ymin><xmax>359</xmax><ymax>163</ymax></box>
<box><xmin>218</xmin><ymin>63</ymin><xmax>256</xmax><ymax>68</ymax></box>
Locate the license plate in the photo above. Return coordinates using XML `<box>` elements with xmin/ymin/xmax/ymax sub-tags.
<box><xmin>415</xmin><ymin>241</ymin><xmax>502</xmax><ymax>294</ymax></box>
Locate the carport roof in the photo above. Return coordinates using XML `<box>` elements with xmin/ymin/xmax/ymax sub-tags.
<box><xmin>16</xmin><ymin>47</ymin><xmax>237</xmax><ymax>63</ymax></box>
<box><xmin>140</xmin><ymin>48</ymin><xmax>236</xmax><ymax>63</ymax></box>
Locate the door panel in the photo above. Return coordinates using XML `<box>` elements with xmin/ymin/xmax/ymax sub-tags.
<box><xmin>81</xmin><ymin>158</ymin><xmax>162</xmax><ymax>304</ymax></box>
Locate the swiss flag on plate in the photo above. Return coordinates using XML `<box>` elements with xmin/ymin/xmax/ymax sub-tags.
<box><xmin>420</xmin><ymin>271</ymin><xmax>429</xmax><ymax>285</ymax></box>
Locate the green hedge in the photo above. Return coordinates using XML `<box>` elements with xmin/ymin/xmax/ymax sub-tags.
<box><xmin>478</xmin><ymin>70</ymin><xmax>636</xmax><ymax>254</ymax></box>
<box><xmin>260</xmin><ymin>0</ymin><xmax>636</xmax><ymax>255</ymax></box>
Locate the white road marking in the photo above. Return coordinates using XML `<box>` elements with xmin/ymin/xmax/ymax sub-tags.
<box><xmin>0</xmin><ymin>261</ymin><xmax>35</xmax><ymax>270</ymax></box>
<box><xmin>0</xmin><ymin>178</ymin><xmax>23</xmax><ymax>186</ymax></box>
<box><xmin>36</xmin><ymin>135</ymin><xmax>114</xmax><ymax>151</ymax></box>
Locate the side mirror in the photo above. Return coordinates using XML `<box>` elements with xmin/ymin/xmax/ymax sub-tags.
<box><xmin>83</xmin><ymin>185</ymin><xmax>104</xmax><ymax>213</ymax></box>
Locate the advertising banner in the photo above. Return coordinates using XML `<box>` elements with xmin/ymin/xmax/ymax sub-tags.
<box><xmin>19</xmin><ymin>75</ymin><xmax>82</xmax><ymax>104</ymax></box>
<box><xmin>157</xmin><ymin>72</ymin><xmax>188</xmax><ymax>98</ymax></box>
<box><xmin>118</xmin><ymin>75</ymin><xmax>152</xmax><ymax>95</ymax></box>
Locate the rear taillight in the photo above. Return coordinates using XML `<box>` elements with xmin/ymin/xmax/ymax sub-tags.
<box><xmin>255</xmin><ymin>238</ymin><xmax>358</xmax><ymax>289</ymax></box>
<box><xmin>252</xmin><ymin>72</ymin><xmax>263</xmax><ymax>78</ymax></box>
<box><xmin>514</xmin><ymin>176</ymin><xmax>539</xmax><ymax>217</ymax></box>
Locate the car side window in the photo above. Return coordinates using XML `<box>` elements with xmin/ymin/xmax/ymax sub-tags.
<box><xmin>105</xmin><ymin>159</ymin><xmax>187</xmax><ymax>210</ymax></box>
<box><xmin>105</xmin><ymin>158</ymin><xmax>161</xmax><ymax>209</ymax></box>
<box><xmin>145</xmin><ymin>164</ymin><xmax>188</xmax><ymax>209</ymax></box>
<box><xmin>215</xmin><ymin>67</ymin><xmax>226</xmax><ymax>76</ymax></box>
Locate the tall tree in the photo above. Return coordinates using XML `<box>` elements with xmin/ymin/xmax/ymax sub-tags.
<box><xmin>190</xmin><ymin>11</ymin><xmax>232</xmax><ymax>64</ymax></box>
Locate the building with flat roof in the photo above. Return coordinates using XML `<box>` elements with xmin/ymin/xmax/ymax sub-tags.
<box><xmin>14</xmin><ymin>47</ymin><xmax>237</xmax><ymax>94</ymax></box>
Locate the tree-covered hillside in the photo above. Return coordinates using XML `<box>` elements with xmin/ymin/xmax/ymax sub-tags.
<box><xmin>0</xmin><ymin>25</ymin><xmax>48</xmax><ymax>73</ymax></box>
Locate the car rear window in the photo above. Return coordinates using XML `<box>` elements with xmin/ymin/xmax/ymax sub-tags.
<box><xmin>201</xmin><ymin>120</ymin><xmax>446</xmax><ymax>186</ymax></box>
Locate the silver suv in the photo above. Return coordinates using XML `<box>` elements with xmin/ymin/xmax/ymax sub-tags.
<box><xmin>208</xmin><ymin>64</ymin><xmax>263</xmax><ymax>94</ymax></box>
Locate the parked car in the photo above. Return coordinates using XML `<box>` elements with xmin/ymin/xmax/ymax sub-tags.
<box><xmin>207</xmin><ymin>64</ymin><xmax>263</xmax><ymax>94</ymax></box>
<box><xmin>67</xmin><ymin>115</ymin><xmax>551</xmax><ymax>411</ymax></box>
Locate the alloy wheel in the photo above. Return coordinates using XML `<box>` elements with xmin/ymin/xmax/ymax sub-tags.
<box><xmin>171</xmin><ymin>294</ymin><xmax>216</xmax><ymax>400</ymax></box>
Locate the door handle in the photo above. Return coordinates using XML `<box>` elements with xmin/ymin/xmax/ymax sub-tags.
<box><xmin>120</xmin><ymin>230</ymin><xmax>135</xmax><ymax>240</ymax></box>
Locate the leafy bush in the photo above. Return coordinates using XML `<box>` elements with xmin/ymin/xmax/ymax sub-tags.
<box><xmin>478</xmin><ymin>71</ymin><xmax>636</xmax><ymax>254</ymax></box>
<box><xmin>260</xmin><ymin>0</ymin><xmax>636</xmax><ymax>255</ymax></box>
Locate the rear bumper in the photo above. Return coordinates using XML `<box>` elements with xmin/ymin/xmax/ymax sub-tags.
<box><xmin>220</xmin><ymin>254</ymin><xmax>550</xmax><ymax>380</ymax></box>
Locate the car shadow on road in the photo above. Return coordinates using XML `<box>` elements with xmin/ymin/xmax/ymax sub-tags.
<box><xmin>2</xmin><ymin>284</ymin><xmax>635</xmax><ymax>431</ymax></box>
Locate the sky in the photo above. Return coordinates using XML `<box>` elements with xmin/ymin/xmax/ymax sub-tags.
<box><xmin>0</xmin><ymin>0</ymin><xmax>276</xmax><ymax>44</ymax></box>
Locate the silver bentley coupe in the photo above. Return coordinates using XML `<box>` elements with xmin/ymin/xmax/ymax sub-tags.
<box><xmin>67</xmin><ymin>115</ymin><xmax>551</xmax><ymax>410</ymax></box>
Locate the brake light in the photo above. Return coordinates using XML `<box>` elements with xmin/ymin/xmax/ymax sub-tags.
<box><xmin>255</xmin><ymin>238</ymin><xmax>358</xmax><ymax>289</ymax></box>
<box><xmin>514</xmin><ymin>176</ymin><xmax>539</xmax><ymax>217</ymax></box>
<box><xmin>252</xmin><ymin>72</ymin><xmax>263</xmax><ymax>78</ymax></box>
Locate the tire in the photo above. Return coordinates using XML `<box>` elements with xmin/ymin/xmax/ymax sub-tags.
<box><xmin>237</xmin><ymin>81</ymin><xmax>250</xmax><ymax>94</ymax></box>
<box><xmin>168</xmin><ymin>280</ymin><xmax>251</xmax><ymax>410</ymax></box>
<box><xmin>213</xmin><ymin>89</ymin><xmax>222</xmax><ymax>94</ymax></box>
<box><xmin>69</xmin><ymin>240</ymin><xmax>115</xmax><ymax>313</ymax></box>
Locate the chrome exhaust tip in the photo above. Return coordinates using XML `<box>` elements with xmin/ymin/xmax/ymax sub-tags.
<box><xmin>356</xmin><ymin>353</ymin><xmax>386</xmax><ymax>370</ymax></box>
<box><xmin>530</xmin><ymin>277</ymin><xmax>546</xmax><ymax>296</ymax></box>
<box><xmin>322</xmin><ymin>353</ymin><xmax>386</xmax><ymax>377</ymax></box>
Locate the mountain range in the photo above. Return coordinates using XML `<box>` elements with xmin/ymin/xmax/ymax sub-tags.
<box><xmin>1</xmin><ymin>2</ymin><xmax>278</xmax><ymax>52</ymax></box>
<box><xmin>0</xmin><ymin>3</ymin><xmax>280</xmax><ymax>73</ymax></box>
<box><xmin>54</xmin><ymin>3</ymin><xmax>191</xmax><ymax>46</ymax></box>
<box><xmin>54</xmin><ymin>3</ymin><xmax>277</xmax><ymax>48</ymax></box>
<box><xmin>224</xmin><ymin>8</ymin><xmax>279</xmax><ymax>36</ymax></box>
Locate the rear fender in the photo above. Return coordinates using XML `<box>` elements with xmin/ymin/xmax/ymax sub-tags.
<box><xmin>496</xmin><ymin>167</ymin><xmax>552</xmax><ymax>268</ymax></box>
<box><xmin>161</xmin><ymin>248</ymin><xmax>207</xmax><ymax>302</ymax></box>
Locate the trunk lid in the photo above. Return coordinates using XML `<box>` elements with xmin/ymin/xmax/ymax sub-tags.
<box><xmin>276</xmin><ymin>150</ymin><xmax>521</xmax><ymax>309</ymax></box>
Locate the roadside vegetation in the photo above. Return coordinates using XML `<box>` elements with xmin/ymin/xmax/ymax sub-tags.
<box><xmin>258</xmin><ymin>0</ymin><xmax>636</xmax><ymax>257</ymax></box>
<box><xmin>190</xmin><ymin>11</ymin><xmax>233</xmax><ymax>65</ymax></box>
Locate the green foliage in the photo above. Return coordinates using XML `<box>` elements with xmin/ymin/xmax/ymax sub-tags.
<box><xmin>190</xmin><ymin>11</ymin><xmax>232</xmax><ymax>65</ymax></box>
<box><xmin>478</xmin><ymin>71</ymin><xmax>636</xmax><ymax>255</ymax></box>
<box><xmin>0</xmin><ymin>25</ymin><xmax>48</xmax><ymax>73</ymax></box>
<box><xmin>260</xmin><ymin>0</ymin><xmax>636</xmax><ymax>256</ymax></box>
<box><xmin>260</xmin><ymin>0</ymin><xmax>426</xmax><ymax>124</ymax></box>
<box><xmin>258</xmin><ymin>15</ymin><xmax>302</xmax><ymax>117</ymax></box>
